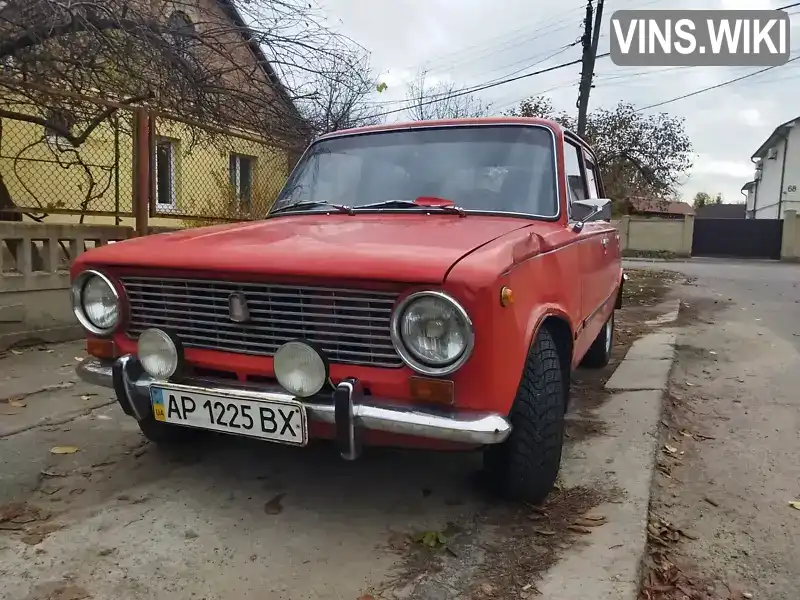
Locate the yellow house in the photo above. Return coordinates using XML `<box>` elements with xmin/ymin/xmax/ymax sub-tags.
<box><xmin>0</xmin><ymin>0</ymin><xmax>307</xmax><ymax>230</ymax></box>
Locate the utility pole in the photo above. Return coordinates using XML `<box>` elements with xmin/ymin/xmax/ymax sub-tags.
<box><xmin>576</xmin><ymin>0</ymin><xmax>604</xmax><ymax>138</ymax></box>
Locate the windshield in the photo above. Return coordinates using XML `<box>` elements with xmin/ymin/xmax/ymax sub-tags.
<box><xmin>272</xmin><ymin>125</ymin><xmax>558</xmax><ymax>217</ymax></box>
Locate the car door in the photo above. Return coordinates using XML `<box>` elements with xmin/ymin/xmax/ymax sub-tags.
<box><xmin>562</xmin><ymin>139</ymin><xmax>603</xmax><ymax>329</ymax></box>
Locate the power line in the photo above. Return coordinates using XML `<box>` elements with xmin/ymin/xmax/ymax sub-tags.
<box><xmin>635</xmin><ymin>55</ymin><xmax>800</xmax><ymax>111</ymax></box>
<box><xmin>363</xmin><ymin>42</ymin><xmax>580</xmax><ymax>108</ymax></box>
<box><xmin>372</xmin><ymin>53</ymin><xmax>611</xmax><ymax>119</ymax></box>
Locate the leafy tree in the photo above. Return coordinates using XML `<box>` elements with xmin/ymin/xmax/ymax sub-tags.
<box><xmin>508</xmin><ymin>96</ymin><xmax>693</xmax><ymax>212</ymax></box>
<box><xmin>693</xmin><ymin>191</ymin><xmax>724</xmax><ymax>210</ymax></box>
<box><xmin>405</xmin><ymin>70</ymin><xmax>491</xmax><ymax>120</ymax></box>
<box><xmin>693</xmin><ymin>192</ymin><xmax>712</xmax><ymax>210</ymax></box>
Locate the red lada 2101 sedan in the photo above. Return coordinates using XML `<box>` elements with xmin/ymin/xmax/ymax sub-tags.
<box><xmin>72</xmin><ymin>117</ymin><xmax>624</xmax><ymax>503</ymax></box>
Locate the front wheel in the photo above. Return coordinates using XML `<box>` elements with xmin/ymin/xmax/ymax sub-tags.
<box><xmin>483</xmin><ymin>326</ymin><xmax>566</xmax><ymax>504</ymax></box>
<box><xmin>580</xmin><ymin>312</ymin><xmax>614</xmax><ymax>369</ymax></box>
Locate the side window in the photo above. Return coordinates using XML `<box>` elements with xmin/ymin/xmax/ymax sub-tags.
<box><xmin>584</xmin><ymin>158</ymin><xmax>600</xmax><ymax>199</ymax></box>
<box><xmin>563</xmin><ymin>142</ymin><xmax>587</xmax><ymax>212</ymax></box>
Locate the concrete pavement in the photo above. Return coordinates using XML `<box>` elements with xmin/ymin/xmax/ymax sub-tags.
<box><xmin>0</xmin><ymin>298</ymin><xmax>684</xmax><ymax>600</ymax></box>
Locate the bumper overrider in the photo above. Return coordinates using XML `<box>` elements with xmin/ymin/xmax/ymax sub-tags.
<box><xmin>77</xmin><ymin>355</ymin><xmax>512</xmax><ymax>459</ymax></box>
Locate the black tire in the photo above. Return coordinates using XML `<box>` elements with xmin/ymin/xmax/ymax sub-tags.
<box><xmin>137</xmin><ymin>417</ymin><xmax>203</xmax><ymax>445</ymax></box>
<box><xmin>483</xmin><ymin>326</ymin><xmax>566</xmax><ymax>504</ymax></box>
<box><xmin>580</xmin><ymin>312</ymin><xmax>614</xmax><ymax>369</ymax></box>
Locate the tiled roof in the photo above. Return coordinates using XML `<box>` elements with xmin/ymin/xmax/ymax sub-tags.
<box><xmin>627</xmin><ymin>197</ymin><xmax>695</xmax><ymax>215</ymax></box>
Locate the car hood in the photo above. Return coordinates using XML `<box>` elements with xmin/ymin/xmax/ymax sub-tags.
<box><xmin>75</xmin><ymin>214</ymin><xmax>536</xmax><ymax>284</ymax></box>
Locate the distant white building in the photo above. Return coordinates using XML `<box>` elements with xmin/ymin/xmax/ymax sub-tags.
<box><xmin>747</xmin><ymin>117</ymin><xmax>800</xmax><ymax>219</ymax></box>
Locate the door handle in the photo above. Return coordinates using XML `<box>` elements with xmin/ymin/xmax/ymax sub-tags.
<box><xmin>601</xmin><ymin>237</ymin><xmax>609</xmax><ymax>248</ymax></box>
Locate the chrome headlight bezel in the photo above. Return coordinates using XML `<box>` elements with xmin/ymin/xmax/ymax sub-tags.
<box><xmin>71</xmin><ymin>270</ymin><xmax>121</xmax><ymax>336</ymax></box>
<box><xmin>390</xmin><ymin>291</ymin><xmax>475</xmax><ymax>376</ymax></box>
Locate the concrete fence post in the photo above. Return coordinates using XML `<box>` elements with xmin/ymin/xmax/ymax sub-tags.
<box><xmin>781</xmin><ymin>209</ymin><xmax>798</xmax><ymax>260</ymax></box>
<box><xmin>681</xmin><ymin>215</ymin><xmax>695</xmax><ymax>257</ymax></box>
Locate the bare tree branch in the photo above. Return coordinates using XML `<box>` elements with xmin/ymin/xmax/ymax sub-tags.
<box><xmin>405</xmin><ymin>70</ymin><xmax>491</xmax><ymax>121</ymax></box>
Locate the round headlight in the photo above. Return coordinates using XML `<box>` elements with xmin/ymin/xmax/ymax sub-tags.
<box><xmin>138</xmin><ymin>328</ymin><xmax>182</xmax><ymax>380</ymax></box>
<box><xmin>71</xmin><ymin>271</ymin><xmax>120</xmax><ymax>335</ymax></box>
<box><xmin>392</xmin><ymin>292</ymin><xmax>474</xmax><ymax>375</ymax></box>
<box><xmin>274</xmin><ymin>341</ymin><xmax>328</xmax><ymax>398</ymax></box>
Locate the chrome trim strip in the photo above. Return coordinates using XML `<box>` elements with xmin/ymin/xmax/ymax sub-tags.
<box><xmin>272</xmin><ymin>122</ymin><xmax>563</xmax><ymax>223</ymax></box>
<box><xmin>389</xmin><ymin>290</ymin><xmax>475</xmax><ymax>376</ymax></box>
<box><xmin>77</xmin><ymin>356</ymin><xmax>511</xmax><ymax>445</ymax></box>
<box><xmin>71</xmin><ymin>270</ymin><xmax>121</xmax><ymax>337</ymax></box>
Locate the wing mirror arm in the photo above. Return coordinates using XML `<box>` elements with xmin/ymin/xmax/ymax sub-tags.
<box><xmin>572</xmin><ymin>207</ymin><xmax>602</xmax><ymax>233</ymax></box>
<box><xmin>570</xmin><ymin>198</ymin><xmax>612</xmax><ymax>232</ymax></box>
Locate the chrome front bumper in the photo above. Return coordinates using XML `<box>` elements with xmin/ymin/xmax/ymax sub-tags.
<box><xmin>77</xmin><ymin>355</ymin><xmax>512</xmax><ymax>457</ymax></box>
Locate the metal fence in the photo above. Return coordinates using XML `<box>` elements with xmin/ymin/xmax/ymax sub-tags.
<box><xmin>0</xmin><ymin>105</ymin><xmax>133</xmax><ymax>221</ymax></box>
<box><xmin>149</xmin><ymin>113</ymin><xmax>294</xmax><ymax>224</ymax></box>
<box><xmin>0</xmin><ymin>91</ymin><xmax>298</xmax><ymax>226</ymax></box>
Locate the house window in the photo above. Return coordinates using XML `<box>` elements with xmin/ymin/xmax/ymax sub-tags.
<box><xmin>154</xmin><ymin>138</ymin><xmax>177</xmax><ymax>211</ymax></box>
<box><xmin>229</xmin><ymin>154</ymin><xmax>254</xmax><ymax>207</ymax></box>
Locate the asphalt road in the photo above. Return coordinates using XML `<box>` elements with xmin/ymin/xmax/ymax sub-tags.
<box><xmin>624</xmin><ymin>257</ymin><xmax>800</xmax><ymax>350</ymax></box>
<box><xmin>625</xmin><ymin>257</ymin><xmax>800</xmax><ymax>599</ymax></box>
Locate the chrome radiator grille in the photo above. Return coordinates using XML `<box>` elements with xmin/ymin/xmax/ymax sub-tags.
<box><xmin>122</xmin><ymin>277</ymin><xmax>403</xmax><ymax>368</ymax></box>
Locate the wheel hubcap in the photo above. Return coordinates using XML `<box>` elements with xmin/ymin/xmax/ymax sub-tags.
<box><xmin>604</xmin><ymin>319</ymin><xmax>613</xmax><ymax>354</ymax></box>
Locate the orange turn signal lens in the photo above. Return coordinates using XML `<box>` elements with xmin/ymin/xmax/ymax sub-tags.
<box><xmin>86</xmin><ymin>337</ymin><xmax>116</xmax><ymax>359</ymax></box>
<box><xmin>500</xmin><ymin>286</ymin><xmax>514</xmax><ymax>306</ymax></box>
<box><xmin>409</xmin><ymin>377</ymin><xmax>454</xmax><ymax>405</ymax></box>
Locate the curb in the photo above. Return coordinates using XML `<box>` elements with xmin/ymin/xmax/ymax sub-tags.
<box><xmin>536</xmin><ymin>304</ymin><xmax>680</xmax><ymax>599</ymax></box>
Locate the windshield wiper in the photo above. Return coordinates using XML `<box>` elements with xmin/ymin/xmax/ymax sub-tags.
<box><xmin>355</xmin><ymin>199</ymin><xmax>466</xmax><ymax>216</ymax></box>
<box><xmin>269</xmin><ymin>201</ymin><xmax>355</xmax><ymax>216</ymax></box>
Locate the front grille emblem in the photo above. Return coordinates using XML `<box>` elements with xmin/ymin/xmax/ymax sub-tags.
<box><xmin>228</xmin><ymin>292</ymin><xmax>250</xmax><ymax>323</ymax></box>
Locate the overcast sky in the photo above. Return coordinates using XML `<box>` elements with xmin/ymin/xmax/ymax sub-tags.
<box><xmin>313</xmin><ymin>0</ymin><xmax>799</xmax><ymax>205</ymax></box>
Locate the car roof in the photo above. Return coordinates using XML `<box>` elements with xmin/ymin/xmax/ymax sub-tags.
<box><xmin>315</xmin><ymin>117</ymin><xmax>567</xmax><ymax>141</ymax></box>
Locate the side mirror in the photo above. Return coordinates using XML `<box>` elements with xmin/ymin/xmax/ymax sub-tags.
<box><xmin>572</xmin><ymin>198</ymin><xmax>612</xmax><ymax>231</ymax></box>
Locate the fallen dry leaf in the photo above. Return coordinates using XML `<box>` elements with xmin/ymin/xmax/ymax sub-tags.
<box><xmin>663</xmin><ymin>444</ymin><xmax>678</xmax><ymax>454</ymax></box>
<box><xmin>581</xmin><ymin>514</ymin><xmax>607</xmax><ymax>522</ymax></box>
<box><xmin>40</xmin><ymin>470</ymin><xmax>65</xmax><ymax>478</ymax></box>
<box><xmin>50</xmin><ymin>446</ymin><xmax>79</xmax><ymax>455</ymax></box>
<box><xmin>789</xmin><ymin>501</ymin><xmax>800</xmax><ymax>511</ymax></box>
<box><xmin>11</xmin><ymin>349</ymin><xmax>23</xmax><ymax>355</ymax></box>
<box><xmin>573</xmin><ymin>517</ymin><xmax>606</xmax><ymax>528</ymax></box>
<box><xmin>264</xmin><ymin>493</ymin><xmax>285</xmax><ymax>515</ymax></box>
<box><xmin>413</xmin><ymin>530</ymin><xmax>447</xmax><ymax>548</ymax></box>
<box><xmin>9</xmin><ymin>398</ymin><xmax>26</xmax><ymax>407</ymax></box>
<box><xmin>79</xmin><ymin>394</ymin><xmax>96</xmax><ymax>401</ymax></box>
<box><xmin>567</xmin><ymin>525</ymin><xmax>593</xmax><ymax>534</ymax></box>
<box><xmin>532</xmin><ymin>528</ymin><xmax>556</xmax><ymax>536</ymax></box>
